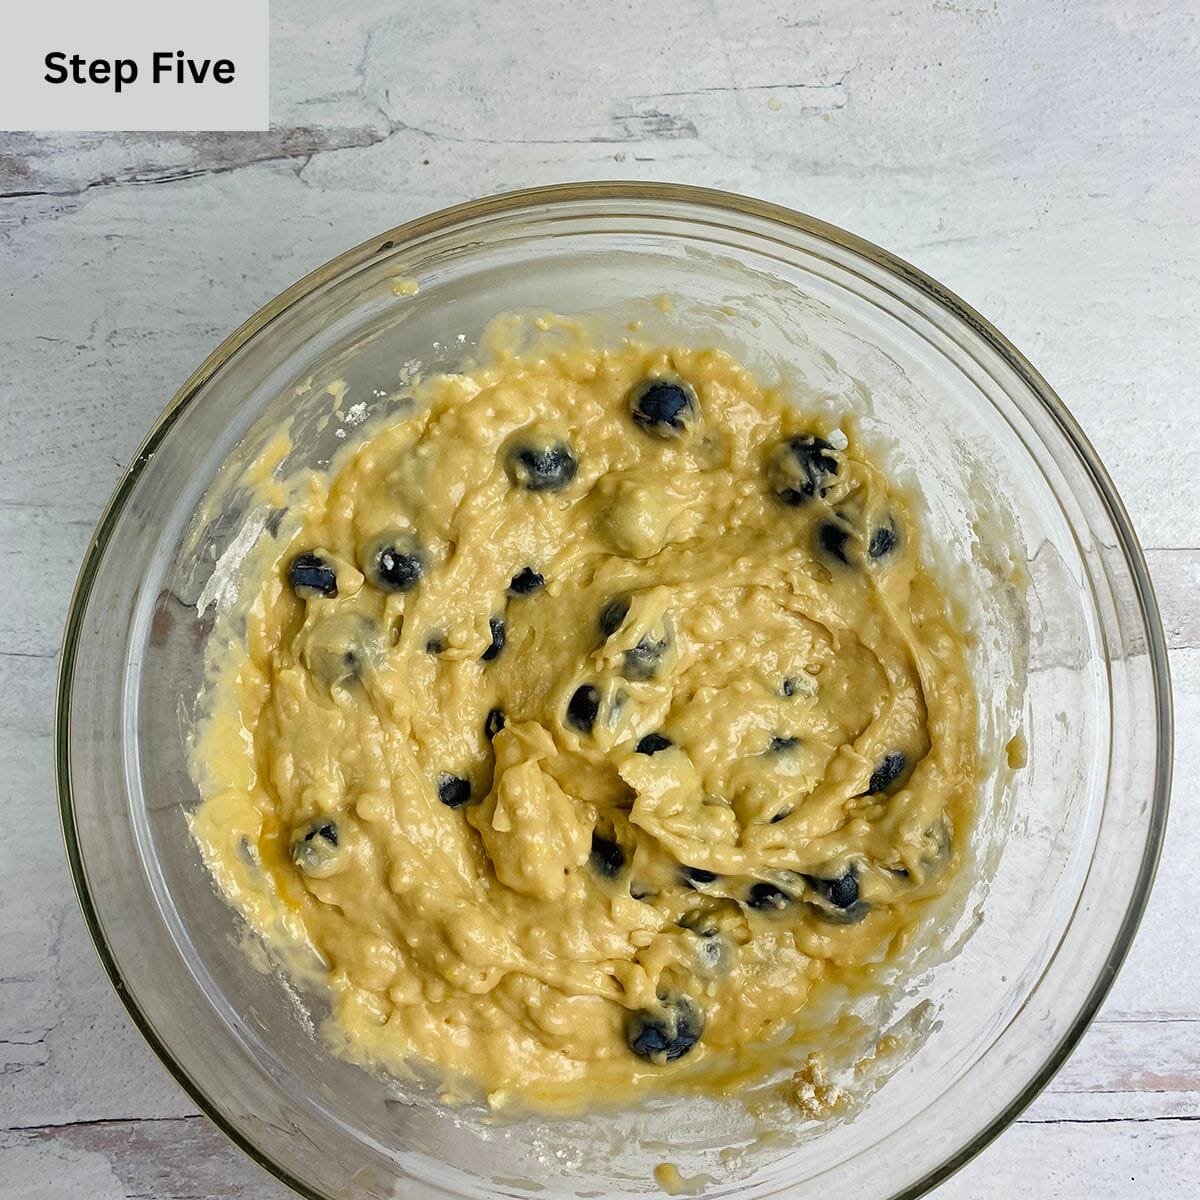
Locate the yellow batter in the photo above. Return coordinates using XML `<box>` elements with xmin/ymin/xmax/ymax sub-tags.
<box><xmin>190</xmin><ymin>322</ymin><xmax>977</xmax><ymax>1111</ymax></box>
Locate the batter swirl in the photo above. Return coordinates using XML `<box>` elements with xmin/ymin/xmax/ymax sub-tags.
<box><xmin>191</xmin><ymin>325</ymin><xmax>977</xmax><ymax>1109</ymax></box>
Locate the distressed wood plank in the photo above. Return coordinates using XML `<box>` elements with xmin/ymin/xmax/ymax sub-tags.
<box><xmin>0</xmin><ymin>128</ymin><xmax>391</xmax><ymax>200</ymax></box>
<box><xmin>1034</xmin><ymin>1019</ymin><xmax>1200</xmax><ymax>1122</ymax></box>
<box><xmin>938</xmin><ymin>1115</ymin><xmax>1200</xmax><ymax>1199</ymax></box>
<box><xmin>0</xmin><ymin>1117</ymin><xmax>288</xmax><ymax>1200</ymax></box>
<box><xmin>1145</xmin><ymin>549</ymin><xmax>1200</xmax><ymax>652</ymax></box>
<box><xmin>4</xmin><ymin>1109</ymin><xmax>1197</xmax><ymax>1200</ymax></box>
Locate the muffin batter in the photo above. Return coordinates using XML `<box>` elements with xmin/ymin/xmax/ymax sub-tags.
<box><xmin>190</xmin><ymin>323</ymin><xmax>977</xmax><ymax>1109</ymax></box>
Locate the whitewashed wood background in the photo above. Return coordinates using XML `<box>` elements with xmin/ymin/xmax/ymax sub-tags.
<box><xmin>1</xmin><ymin>1</ymin><xmax>1197</xmax><ymax>1196</ymax></box>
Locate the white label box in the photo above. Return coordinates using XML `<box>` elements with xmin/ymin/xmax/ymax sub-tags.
<box><xmin>0</xmin><ymin>0</ymin><xmax>269</xmax><ymax>132</ymax></box>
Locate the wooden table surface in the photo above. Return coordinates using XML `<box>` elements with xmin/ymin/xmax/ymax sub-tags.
<box><xmin>2</xmin><ymin>2</ymin><xmax>1197</xmax><ymax>1196</ymax></box>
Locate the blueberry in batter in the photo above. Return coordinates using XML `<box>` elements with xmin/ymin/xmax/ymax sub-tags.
<box><xmin>190</xmin><ymin>324</ymin><xmax>978</xmax><ymax>1111</ymax></box>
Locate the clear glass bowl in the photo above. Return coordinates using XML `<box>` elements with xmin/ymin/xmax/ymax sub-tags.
<box><xmin>57</xmin><ymin>183</ymin><xmax>1171</xmax><ymax>1199</ymax></box>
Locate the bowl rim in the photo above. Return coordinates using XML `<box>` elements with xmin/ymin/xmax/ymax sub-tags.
<box><xmin>55</xmin><ymin>180</ymin><xmax>1173</xmax><ymax>1200</ymax></box>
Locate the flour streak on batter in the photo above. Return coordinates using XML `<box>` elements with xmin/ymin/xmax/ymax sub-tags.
<box><xmin>189</xmin><ymin>318</ymin><xmax>977</xmax><ymax>1110</ymax></box>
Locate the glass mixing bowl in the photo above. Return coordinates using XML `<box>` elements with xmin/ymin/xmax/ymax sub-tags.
<box><xmin>57</xmin><ymin>183</ymin><xmax>1171</xmax><ymax>1199</ymax></box>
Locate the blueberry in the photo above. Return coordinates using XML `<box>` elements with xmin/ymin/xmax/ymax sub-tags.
<box><xmin>484</xmin><ymin>708</ymin><xmax>505</xmax><ymax>740</ymax></box>
<box><xmin>626</xmin><ymin>994</ymin><xmax>704</xmax><ymax>1063</ymax></box>
<box><xmin>304</xmin><ymin>612</ymin><xmax>380</xmax><ymax>687</ymax></box>
<box><xmin>768</xmin><ymin>735</ymin><xmax>800</xmax><ymax>753</ymax></box>
<box><xmin>599</xmin><ymin>598</ymin><xmax>673</xmax><ymax>678</ymax></box>
<box><xmin>426</xmin><ymin>635</ymin><xmax>445</xmax><ymax>654</ymax></box>
<box><xmin>590</xmin><ymin>833</ymin><xmax>626</xmax><ymax>878</ymax></box>
<box><xmin>746</xmin><ymin>882</ymin><xmax>791</xmax><ymax>911</ymax></box>
<box><xmin>869</xmin><ymin>751</ymin><xmax>907</xmax><ymax>794</ymax></box>
<box><xmin>816</xmin><ymin>520</ymin><xmax>853</xmax><ymax>565</ymax></box>
<box><xmin>678</xmin><ymin>908</ymin><xmax>722</xmax><ymax>937</ymax></box>
<box><xmin>364</xmin><ymin>532</ymin><xmax>424</xmax><ymax>593</ymax></box>
<box><xmin>802</xmin><ymin>868</ymin><xmax>870</xmax><ymax>923</ymax></box>
<box><xmin>506</xmin><ymin>438</ymin><xmax>578</xmax><ymax>492</ymax></box>
<box><xmin>869</xmin><ymin>521</ymin><xmax>899</xmax><ymax>559</ymax></box>
<box><xmin>288</xmin><ymin>552</ymin><xmax>337</xmax><ymax>599</ymax></box>
<box><xmin>480</xmin><ymin>616</ymin><xmax>506</xmax><ymax>662</ymax></box>
<box><xmin>336</xmin><ymin>648</ymin><xmax>363</xmax><ymax>682</ymax></box>
<box><xmin>629</xmin><ymin>378</ymin><xmax>699</xmax><ymax>439</ymax></box>
<box><xmin>291</xmin><ymin>818</ymin><xmax>342</xmax><ymax>875</ymax></box>
<box><xmin>678</xmin><ymin>910</ymin><xmax>732</xmax><ymax>974</ymax></box>
<box><xmin>599</xmin><ymin>597</ymin><xmax>630</xmax><ymax>638</ymax></box>
<box><xmin>624</xmin><ymin>632</ymin><xmax>673</xmax><ymax>681</ymax></box>
<box><xmin>508</xmin><ymin>567</ymin><xmax>545</xmax><ymax>596</ymax></box>
<box><xmin>823</xmin><ymin>871</ymin><xmax>860</xmax><ymax>909</ymax></box>
<box><xmin>781</xmin><ymin>678</ymin><xmax>797</xmax><ymax>698</ymax></box>
<box><xmin>636</xmin><ymin>732</ymin><xmax>672</xmax><ymax>756</ymax></box>
<box><xmin>693</xmin><ymin>935</ymin><xmax>729</xmax><ymax>975</ymax></box>
<box><xmin>768</xmin><ymin>435</ymin><xmax>840</xmax><ymax>506</ymax></box>
<box><xmin>567</xmin><ymin>684</ymin><xmax>601</xmax><ymax>734</ymax></box>
<box><xmin>437</xmin><ymin>775</ymin><xmax>472</xmax><ymax>809</ymax></box>
<box><xmin>305</xmin><ymin>820</ymin><xmax>337</xmax><ymax>847</ymax></box>
<box><xmin>681</xmin><ymin>865</ymin><xmax>718</xmax><ymax>887</ymax></box>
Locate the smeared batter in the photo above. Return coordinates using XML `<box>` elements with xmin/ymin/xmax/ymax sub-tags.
<box><xmin>190</xmin><ymin>321</ymin><xmax>977</xmax><ymax>1110</ymax></box>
